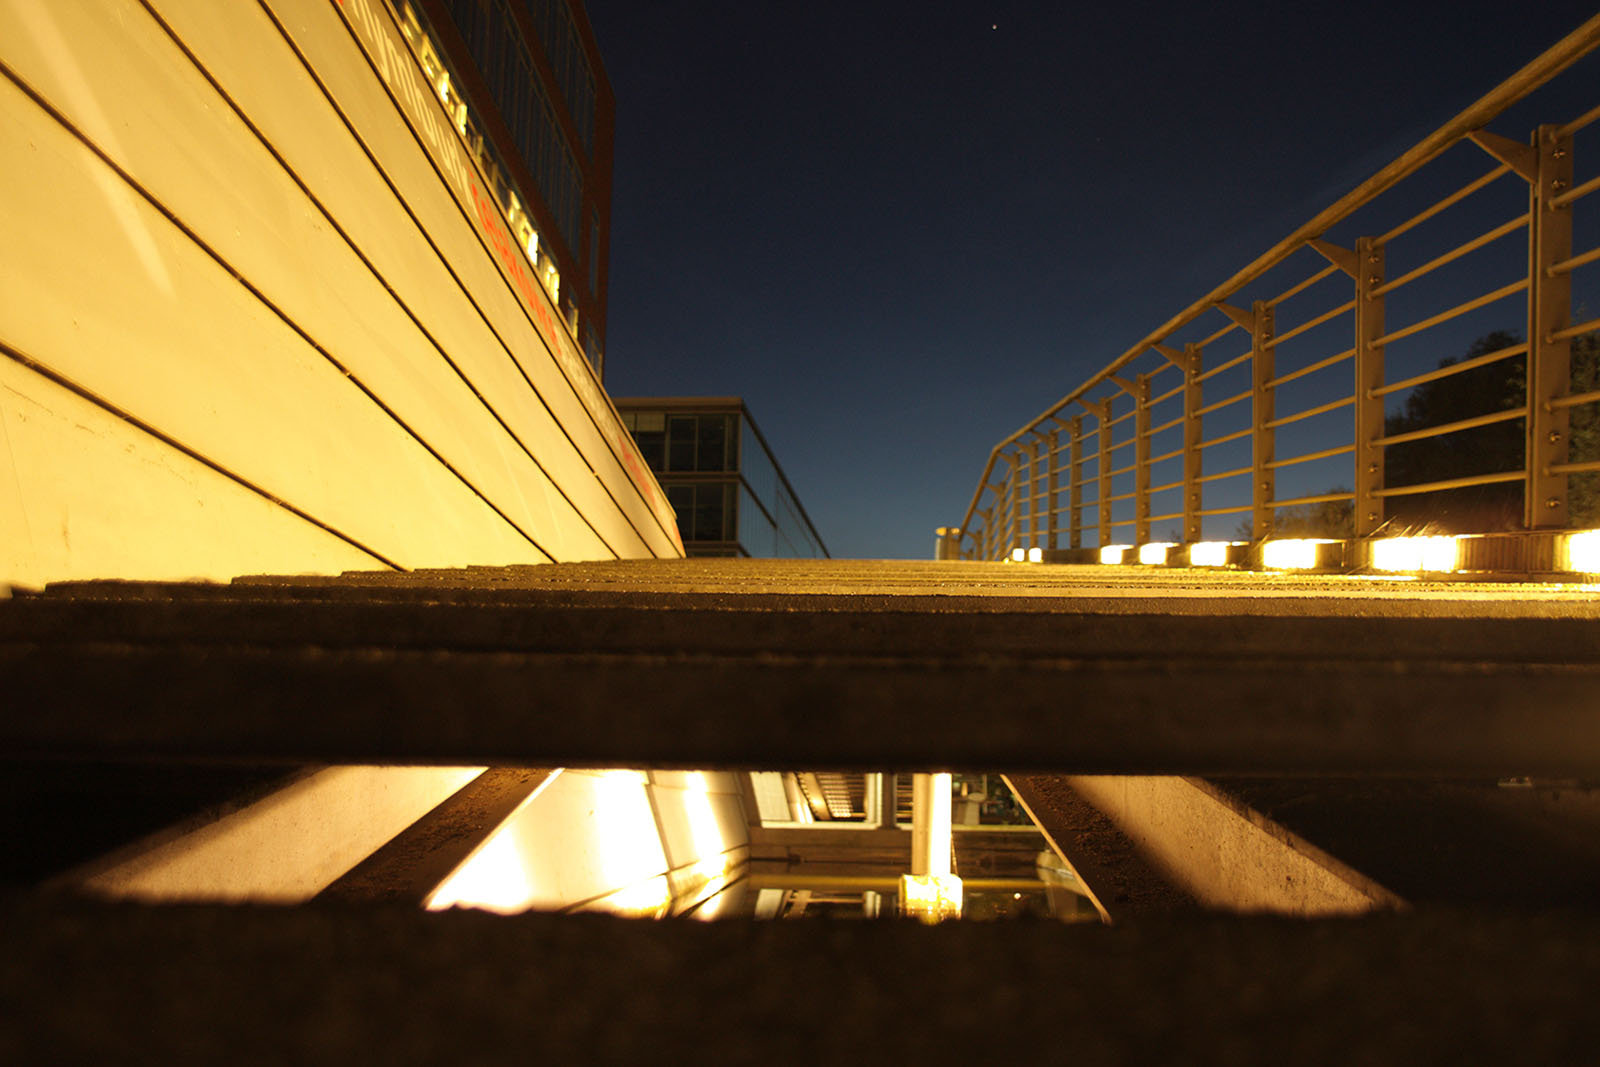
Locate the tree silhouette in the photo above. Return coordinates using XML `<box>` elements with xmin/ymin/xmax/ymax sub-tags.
<box><xmin>1381</xmin><ymin>329</ymin><xmax>1598</xmax><ymax>532</ymax></box>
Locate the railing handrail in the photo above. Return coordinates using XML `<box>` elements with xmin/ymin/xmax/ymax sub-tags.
<box><xmin>958</xmin><ymin>12</ymin><xmax>1600</xmax><ymax>546</ymax></box>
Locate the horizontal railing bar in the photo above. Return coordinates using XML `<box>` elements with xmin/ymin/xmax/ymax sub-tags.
<box><xmin>1107</xmin><ymin>435</ymin><xmax>1137</xmax><ymax>453</ymax></box>
<box><xmin>1551</xmin><ymin>171</ymin><xmax>1600</xmax><ymax>209</ymax></box>
<box><xmin>1273</xmin><ymin>490</ymin><xmax>1356</xmax><ymax>509</ymax></box>
<box><xmin>1371</xmin><ymin>340</ymin><xmax>1528</xmax><ymax>398</ymax></box>
<box><xmin>1549</xmin><ymin>387</ymin><xmax>1600</xmax><ymax>411</ymax></box>
<box><xmin>1374</xmin><ymin>470</ymin><xmax>1524</xmax><ymax>497</ymax></box>
<box><xmin>1561</xmin><ymin>101</ymin><xmax>1600</xmax><ymax>135</ymax></box>
<box><xmin>1373</xmin><ymin>213</ymin><xmax>1528</xmax><ymax>297</ymax></box>
<box><xmin>1549</xmin><ymin>459</ymin><xmax>1600</xmax><ymax>474</ymax></box>
<box><xmin>1149</xmin><ymin>382</ymin><xmax>1187</xmax><ymax>407</ymax></box>
<box><xmin>1268</xmin><ymin>299</ymin><xmax>1355</xmax><ymax>347</ymax></box>
<box><xmin>1107</xmin><ymin>492</ymin><xmax>1137</xmax><ymax>503</ymax></box>
<box><xmin>1200</xmin><ymin>320</ymin><xmax>1245</xmax><ymax>347</ymax></box>
<box><xmin>1198</xmin><ymin>465</ymin><xmax>1252</xmax><ymax>484</ymax></box>
<box><xmin>1266</xmin><ymin>444</ymin><xmax>1356</xmax><ymax>469</ymax></box>
<box><xmin>1371</xmin><ymin>279</ymin><xmax>1528</xmax><ymax>348</ymax></box>
<box><xmin>1148</xmin><ymin>447</ymin><xmax>1186</xmax><ymax>466</ymax></box>
<box><xmin>1378</xmin><ymin>162</ymin><xmax>1512</xmax><ymax>244</ymax></box>
<box><xmin>1266</xmin><ymin>348</ymin><xmax>1355</xmax><ymax>389</ymax></box>
<box><xmin>1266</xmin><ymin>263</ymin><xmax>1341</xmax><ymax>308</ymax></box>
<box><xmin>1198</xmin><ymin>429</ymin><xmax>1252</xmax><ymax>451</ymax></box>
<box><xmin>1148</xmin><ymin>414</ymin><xmax>1186</xmax><ymax>437</ymax></box>
<box><xmin>1373</xmin><ymin>405</ymin><xmax>1525</xmax><ymax>447</ymax></box>
<box><xmin>1196</xmin><ymin>389</ymin><xmax>1253</xmax><ymax>417</ymax></box>
<box><xmin>1196</xmin><ymin>351</ymin><xmax>1253</xmax><ymax>384</ymax></box>
<box><xmin>1148</xmin><ymin>510</ymin><xmax>1184</xmax><ymax>523</ymax></box>
<box><xmin>1549</xmin><ymin>244</ymin><xmax>1600</xmax><ymax>277</ymax></box>
<box><xmin>1550</xmin><ymin>314</ymin><xmax>1600</xmax><ymax>342</ymax></box>
<box><xmin>1107</xmin><ymin>408</ymin><xmax>1137</xmax><ymax>429</ymax></box>
<box><xmin>1265</xmin><ymin>395</ymin><xmax>1355</xmax><ymax>429</ymax></box>
<box><xmin>1197</xmin><ymin>504</ymin><xmax>1252</xmax><ymax>516</ymax></box>
<box><xmin>1108</xmin><ymin>462</ymin><xmax>1138</xmax><ymax>478</ymax></box>
<box><xmin>960</xmin><ymin>16</ymin><xmax>1600</xmax><ymax>540</ymax></box>
<box><xmin>1149</xmin><ymin>479</ymin><xmax>1184</xmax><ymax>495</ymax></box>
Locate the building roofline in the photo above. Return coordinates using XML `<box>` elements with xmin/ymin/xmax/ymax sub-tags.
<box><xmin>615</xmin><ymin>397</ymin><xmax>830</xmax><ymax>557</ymax></box>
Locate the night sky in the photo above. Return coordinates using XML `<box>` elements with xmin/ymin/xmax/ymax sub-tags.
<box><xmin>586</xmin><ymin>2</ymin><xmax>1600</xmax><ymax>559</ymax></box>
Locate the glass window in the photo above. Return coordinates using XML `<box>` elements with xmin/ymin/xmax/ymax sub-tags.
<box><xmin>697</xmin><ymin>415</ymin><xmax>731</xmax><ymax>472</ymax></box>
<box><xmin>667</xmin><ymin>416</ymin><xmax>696</xmax><ymax>472</ymax></box>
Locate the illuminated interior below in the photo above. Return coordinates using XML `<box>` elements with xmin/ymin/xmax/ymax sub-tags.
<box><xmin>426</xmin><ymin>769</ymin><xmax>746</xmax><ymax>918</ymax></box>
<box><xmin>1099</xmin><ymin>545</ymin><xmax>1130</xmax><ymax>564</ymax></box>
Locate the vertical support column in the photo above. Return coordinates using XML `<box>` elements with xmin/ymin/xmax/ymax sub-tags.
<box><xmin>1069</xmin><ymin>416</ymin><xmax>1084</xmax><ymax>549</ymax></box>
<box><xmin>1001</xmin><ymin>453</ymin><xmax>1019</xmax><ymax>556</ymax></box>
<box><xmin>1354</xmin><ymin>237</ymin><xmax>1387</xmax><ymax>537</ymax></box>
<box><xmin>1528</xmin><ymin>123</ymin><xmax>1573</xmax><ymax>528</ymax></box>
<box><xmin>910</xmin><ymin>772</ymin><xmax>952</xmax><ymax>877</ymax></box>
<box><xmin>1020</xmin><ymin>439</ymin><xmax>1038</xmax><ymax>549</ymax></box>
<box><xmin>1045</xmin><ymin>425</ymin><xmax>1062</xmax><ymax>550</ymax></box>
<box><xmin>1183</xmin><ymin>343</ymin><xmax>1204</xmax><ymax>542</ymax></box>
<box><xmin>1097</xmin><ymin>407</ymin><xmax>1113</xmax><ymax>548</ymax></box>
<box><xmin>1250</xmin><ymin>301</ymin><xmax>1277</xmax><ymax>540</ymax></box>
<box><xmin>1134</xmin><ymin>375</ymin><xmax>1152</xmax><ymax>544</ymax></box>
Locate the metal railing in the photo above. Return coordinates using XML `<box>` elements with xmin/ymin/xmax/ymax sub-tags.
<box><xmin>958</xmin><ymin>14</ymin><xmax>1600</xmax><ymax>562</ymax></box>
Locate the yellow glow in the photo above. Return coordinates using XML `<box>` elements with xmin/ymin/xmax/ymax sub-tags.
<box><xmin>1137</xmin><ymin>542</ymin><xmax>1175</xmax><ymax>565</ymax></box>
<box><xmin>1188</xmin><ymin>541</ymin><xmax>1233</xmax><ymax>567</ymax></box>
<box><xmin>1262</xmin><ymin>538</ymin><xmax>1334</xmax><ymax>570</ymax></box>
<box><xmin>1010</xmin><ymin>547</ymin><xmax>1027</xmax><ymax>562</ymax></box>
<box><xmin>1565</xmin><ymin>530</ymin><xmax>1600</xmax><ymax>574</ymax></box>
<box><xmin>1027</xmin><ymin>546</ymin><xmax>1043</xmax><ymax>563</ymax></box>
<box><xmin>899</xmin><ymin>873</ymin><xmax>963</xmax><ymax>924</ymax></box>
<box><xmin>1099</xmin><ymin>545</ymin><xmax>1129</xmax><ymax>564</ymax></box>
<box><xmin>425</xmin><ymin>829</ymin><xmax>533</xmax><ymax>914</ymax></box>
<box><xmin>1371</xmin><ymin>535</ymin><xmax>1459</xmax><ymax>573</ymax></box>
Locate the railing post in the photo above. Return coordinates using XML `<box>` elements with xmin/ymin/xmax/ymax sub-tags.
<box><xmin>1045</xmin><ymin>424</ymin><xmax>1062</xmax><ymax>550</ymax></box>
<box><xmin>1002</xmin><ymin>453</ymin><xmax>1020</xmax><ymax>555</ymax></box>
<box><xmin>1183</xmin><ymin>343</ymin><xmax>1204</xmax><ymax>542</ymax></box>
<box><xmin>1020</xmin><ymin>437</ymin><xmax>1039</xmax><ymax>549</ymax></box>
<box><xmin>1251</xmin><ymin>302</ymin><xmax>1277</xmax><ymax>540</ymax></box>
<box><xmin>1527</xmin><ymin>122</ymin><xmax>1574</xmax><ymax>528</ymax></box>
<box><xmin>1354</xmin><ymin>237</ymin><xmax>1387</xmax><ymax>537</ymax></box>
<box><xmin>1069</xmin><ymin>415</ymin><xmax>1084</xmax><ymax>549</ymax></box>
<box><xmin>1135</xmin><ymin>375</ymin><xmax>1152</xmax><ymax>544</ymax></box>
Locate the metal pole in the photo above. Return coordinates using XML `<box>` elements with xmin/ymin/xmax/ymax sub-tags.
<box><xmin>1069</xmin><ymin>416</ymin><xmax>1084</xmax><ymax>549</ymax></box>
<box><xmin>1251</xmin><ymin>301</ymin><xmax>1277</xmax><ymax>540</ymax></box>
<box><xmin>909</xmin><ymin>772</ymin><xmax>951</xmax><ymax>878</ymax></box>
<box><xmin>1527</xmin><ymin>123</ymin><xmax>1574</xmax><ymax>528</ymax></box>
<box><xmin>1355</xmin><ymin>237</ymin><xmax>1387</xmax><ymax>536</ymax></box>
<box><xmin>1097</xmin><ymin>405</ymin><xmax>1113</xmax><ymax>548</ymax></box>
<box><xmin>1020</xmin><ymin>439</ymin><xmax>1038</xmax><ymax>550</ymax></box>
<box><xmin>1183</xmin><ymin>343</ymin><xmax>1204</xmax><ymax>542</ymax></box>
<box><xmin>1134</xmin><ymin>374</ymin><xmax>1152</xmax><ymax>544</ymax></box>
<box><xmin>1046</xmin><ymin>426</ymin><xmax>1062</xmax><ymax>550</ymax></box>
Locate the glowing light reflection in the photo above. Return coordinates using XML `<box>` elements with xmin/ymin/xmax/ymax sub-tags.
<box><xmin>1027</xmin><ymin>546</ymin><xmax>1043</xmax><ymax>563</ymax></box>
<box><xmin>1099</xmin><ymin>545</ymin><xmax>1130</xmax><ymax>564</ymax></box>
<box><xmin>1566</xmin><ymin>530</ymin><xmax>1600</xmax><ymax>574</ymax></box>
<box><xmin>1137</xmin><ymin>542</ymin><xmax>1175</xmax><ymax>565</ymax></box>
<box><xmin>1188</xmin><ymin>541</ymin><xmax>1234</xmax><ymax>567</ymax></box>
<box><xmin>1262</xmin><ymin>539</ymin><xmax>1335</xmax><ymax>570</ymax></box>
<box><xmin>1371</xmin><ymin>535</ymin><xmax>1459</xmax><ymax>572</ymax></box>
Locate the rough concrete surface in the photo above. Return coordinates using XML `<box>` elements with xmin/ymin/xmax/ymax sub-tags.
<box><xmin>3</xmin><ymin>896</ymin><xmax>1599</xmax><ymax>1064</ymax></box>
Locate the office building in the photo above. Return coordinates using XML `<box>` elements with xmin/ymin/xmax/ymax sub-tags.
<box><xmin>424</xmin><ymin>0</ymin><xmax>615</xmax><ymax>375</ymax></box>
<box><xmin>617</xmin><ymin>398</ymin><xmax>829</xmax><ymax>558</ymax></box>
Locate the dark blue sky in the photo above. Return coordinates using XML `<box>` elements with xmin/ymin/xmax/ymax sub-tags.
<box><xmin>586</xmin><ymin>1</ymin><xmax>1600</xmax><ymax>558</ymax></box>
